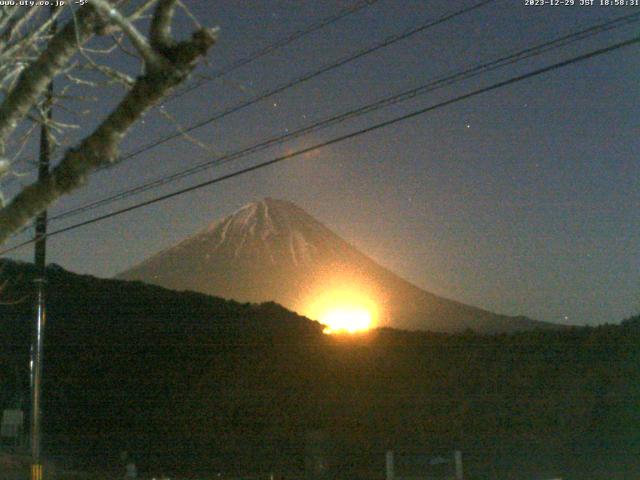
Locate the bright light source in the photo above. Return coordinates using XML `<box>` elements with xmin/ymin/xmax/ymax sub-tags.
<box><xmin>301</xmin><ymin>282</ymin><xmax>379</xmax><ymax>335</ymax></box>
<box><xmin>321</xmin><ymin>306</ymin><xmax>373</xmax><ymax>334</ymax></box>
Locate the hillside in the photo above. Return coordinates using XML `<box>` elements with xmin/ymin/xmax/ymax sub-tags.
<box><xmin>0</xmin><ymin>260</ymin><xmax>638</xmax><ymax>479</ymax></box>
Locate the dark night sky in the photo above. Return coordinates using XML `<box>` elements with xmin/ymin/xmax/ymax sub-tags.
<box><xmin>4</xmin><ymin>0</ymin><xmax>640</xmax><ymax>326</ymax></box>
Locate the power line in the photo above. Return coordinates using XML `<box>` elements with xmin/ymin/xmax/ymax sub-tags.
<box><xmin>164</xmin><ymin>0</ymin><xmax>380</xmax><ymax>103</ymax></box>
<box><xmin>1</xmin><ymin>34</ymin><xmax>637</xmax><ymax>257</ymax></box>
<box><xmin>47</xmin><ymin>11</ymin><xmax>640</xmax><ymax>224</ymax></box>
<box><xmin>100</xmin><ymin>0</ymin><xmax>497</xmax><ymax>168</ymax></box>
<box><xmin>3</xmin><ymin>0</ymin><xmax>495</xmax><ymax>229</ymax></box>
<box><xmin>4</xmin><ymin>0</ymin><xmax>496</xmax><ymax>227</ymax></box>
<box><xmin>2</xmin><ymin>0</ymin><xmax>378</xmax><ymax>178</ymax></box>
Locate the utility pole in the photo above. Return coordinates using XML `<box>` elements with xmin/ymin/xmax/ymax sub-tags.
<box><xmin>31</xmin><ymin>84</ymin><xmax>51</xmax><ymax>480</ymax></box>
<box><xmin>385</xmin><ymin>450</ymin><xmax>394</xmax><ymax>480</ymax></box>
<box><xmin>31</xmin><ymin>7</ymin><xmax>55</xmax><ymax>480</ymax></box>
<box><xmin>454</xmin><ymin>450</ymin><xmax>464</xmax><ymax>480</ymax></box>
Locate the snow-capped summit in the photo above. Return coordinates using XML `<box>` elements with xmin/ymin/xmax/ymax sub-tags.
<box><xmin>196</xmin><ymin>197</ymin><xmax>348</xmax><ymax>266</ymax></box>
<box><xmin>118</xmin><ymin>198</ymin><xmax>553</xmax><ymax>333</ymax></box>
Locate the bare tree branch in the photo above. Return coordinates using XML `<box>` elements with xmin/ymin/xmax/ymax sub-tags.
<box><xmin>150</xmin><ymin>0</ymin><xmax>176</xmax><ymax>50</ymax></box>
<box><xmin>0</xmin><ymin>2</ymin><xmax>217</xmax><ymax>243</ymax></box>
<box><xmin>91</xmin><ymin>0</ymin><xmax>164</xmax><ymax>69</ymax></box>
<box><xmin>0</xmin><ymin>6</ymin><xmax>101</xmax><ymax>156</ymax></box>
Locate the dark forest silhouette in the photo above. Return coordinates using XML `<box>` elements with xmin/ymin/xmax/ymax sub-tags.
<box><xmin>0</xmin><ymin>260</ymin><xmax>638</xmax><ymax>479</ymax></box>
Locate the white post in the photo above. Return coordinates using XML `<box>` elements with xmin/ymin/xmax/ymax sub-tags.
<box><xmin>385</xmin><ymin>450</ymin><xmax>395</xmax><ymax>480</ymax></box>
<box><xmin>454</xmin><ymin>450</ymin><xmax>463</xmax><ymax>480</ymax></box>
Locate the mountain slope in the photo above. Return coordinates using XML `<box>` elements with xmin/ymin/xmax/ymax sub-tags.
<box><xmin>118</xmin><ymin>198</ymin><xmax>553</xmax><ymax>333</ymax></box>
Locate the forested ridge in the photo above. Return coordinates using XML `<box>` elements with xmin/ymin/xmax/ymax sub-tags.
<box><xmin>0</xmin><ymin>260</ymin><xmax>638</xmax><ymax>479</ymax></box>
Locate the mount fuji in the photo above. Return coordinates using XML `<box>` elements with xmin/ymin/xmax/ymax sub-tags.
<box><xmin>118</xmin><ymin>198</ymin><xmax>553</xmax><ymax>333</ymax></box>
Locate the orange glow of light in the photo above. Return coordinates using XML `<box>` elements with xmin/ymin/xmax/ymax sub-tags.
<box><xmin>303</xmin><ymin>287</ymin><xmax>378</xmax><ymax>335</ymax></box>
<box><xmin>320</xmin><ymin>306</ymin><xmax>373</xmax><ymax>334</ymax></box>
